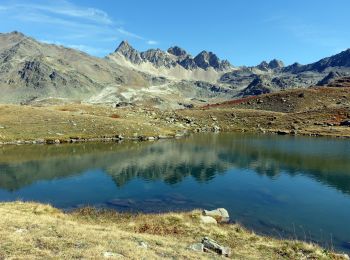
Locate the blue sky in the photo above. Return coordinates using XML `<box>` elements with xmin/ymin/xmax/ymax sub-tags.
<box><xmin>0</xmin><ymin>0</ymin><xmax>349</xmax><ymax>66</ymax></box>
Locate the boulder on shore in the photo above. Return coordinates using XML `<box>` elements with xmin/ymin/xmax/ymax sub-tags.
<box><xmin>203</xmin><ymin>208</ymin><xmax>229</xmax><ymax>223</ymax></box>
<box><xmin>199</xmin><ymin>215</ymin><xmax>217</xmax><ymax>224</ymax></box>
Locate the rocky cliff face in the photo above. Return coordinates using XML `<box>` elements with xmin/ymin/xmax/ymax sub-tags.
<box><xmin>115</xmin><ymin>41</ymin><xmax>143</xmax><ymax>64</ymax></box>
<box><xmin>113</xmin><ymin>41</ymin><xmax>233</xmax><ymax>71</ymax></box>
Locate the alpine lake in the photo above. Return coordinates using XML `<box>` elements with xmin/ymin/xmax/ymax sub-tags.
<box><xmin>0</xmin><ymin>133</ymin><xmax>349</xmax><ymax>252</ymax></box>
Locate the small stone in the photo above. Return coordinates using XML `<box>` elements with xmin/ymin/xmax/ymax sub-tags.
<box><xmin>202</xmin><ymin>237</ymin><xmax>231</xmax><ymax>257</ymax></box>
<box><xmin>200</xmin><ymin>216</ymin><xmax>217</xmax><ymax>224</ymax></box>
<box><xmin>103</xmin><ymin>252</ymin><xmax>124</xmax><ymax>258</ymax></box>
<box><xmin>212</xmin><ymin>125</ymin><xmax>221</xmax><ymax>132</ymax></box>
<box><xmin>15</xmin><ymin>228</ymin><xmax>27</xmax><ymax>233</ymax></box>
<box><xmin>138</xmin><ymin>241</ymin><xmax>148</xmax><ymax>249</ymax></box>
<box><xmin>189</xmin><ymin>243</ymin><xmax>204</xmax><ymax>252</ymax></box>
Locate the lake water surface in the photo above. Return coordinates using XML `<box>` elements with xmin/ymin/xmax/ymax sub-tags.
<box><xmin>0</xmin><ymin>133</ymin><xmax>349</xmax><ymax>252</ymax></box>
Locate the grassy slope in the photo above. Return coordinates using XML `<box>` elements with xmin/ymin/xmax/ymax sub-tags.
<box><xmin>0</xmin><ymin>103</ymin><xmax>177</xmax><ymax>142</ymax></box>
<box><xmin>180</xmin><ymin>86</ymin><xmax>350</xmax><ymax>137</ymax></box>
<box><xmin>0</xmin><ymin>87</ymin><xmax>350</xmax><ymax>143</ymax></box>
<box><xmin>0</xmin><ymin>202</ymin><xmax>347</xmax><ymax>259</ymax></box>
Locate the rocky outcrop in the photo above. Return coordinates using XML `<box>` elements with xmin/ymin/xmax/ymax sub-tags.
<box><xmin>241</xmin><ymin>76</ymin><xmax>272</xmax><ymax>96</ymax></box>
<box><xmin>268</xmin><ymin>59</ymin><xmax>285</xmax><ymax>69</ymax></box>
<box><xmin>115</xmin><ymin>41</ymin><xmax>143</xmax><ymax>64</ymax></box>
<box><xmin>113</xmin><ymin>41</ymin><xmax>232</xmax><ymax>71</ymax></box>
<box><xmin>257</xmin><ymin>59</ymin><xmax>284</xmax><ymax>71</ymax></box>
<box><xmin>141</xmin><ymin>49</ymin><xmax>176</xmax><ymax>68</ymax></box>
<box><xmin>194</xmin><ymin>51</ymin><xmax>231</xmax><ymax>70</ymax></box>
<box><xmin>317</xmin><ymin>71</ymin><xmax>343</xmax><ymax>86</ymax></box>
<box><xmin>167</xmin><ymin>46</ymin><xmax>187</xmax><ymax>57</ymax></box>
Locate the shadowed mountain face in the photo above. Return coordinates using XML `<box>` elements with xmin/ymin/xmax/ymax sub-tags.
<box><xmin>0</xmin><ymin>31</ymin><xmax>350</xmax><ymax>107</ymax></box>
<box><xmin>0</xmin><ymin>133</ymin><xmax>349</xmax><ymax>194</ymax></box>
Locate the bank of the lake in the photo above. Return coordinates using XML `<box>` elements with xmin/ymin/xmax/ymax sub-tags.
<box><xmin>0</xmin><ymin>201</ymin><xmax>348</xmax><ymax>259</ymax></box>
<box><xmin>1</xmin><ymin>90</ymin><xmax>350</xmax><ymax>145</ymax></box>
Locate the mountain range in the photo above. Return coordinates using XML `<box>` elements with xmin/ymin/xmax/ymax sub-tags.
<box><xmin>0</xmin><ymin>31</ymin><xmax>349</xmax><ymax>108</ymax></box>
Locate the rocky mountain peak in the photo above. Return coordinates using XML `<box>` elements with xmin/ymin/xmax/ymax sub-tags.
<box><xmin>140</xmin><ymin>48</ymin><xmax>176</xmax><ymax>68</ymax></box>
<box><xmin>167</xmin><ymin>46</ymin><xmax>188</xmax><ymax>57</ymax></box>
<box><xmin>112</xmin><ymin>41</ymin><xmax>232</xmax><ymax>71</ymax></box>
<box><xmin>257</xmin><ymin>59</ymin><xmax>284</xmax><ymax>71</ymax></box>
<box><xmin>10</xmin><ymin>31</ymin><xmax>25</xmax><ymax>36</ymax></box>
<box><xmin>194</xmin><ymin>51</ymin><xmax>231</xmax><ymax>70</ymax></box>
<box><xmin>115</xmin><ymin>40</ymin><xmax>133</xmax><ymax>53</ymax></box>
<box><xmin>114</xmin><ymin>40</ymin><xmax>142</xmax><ymax>64</ymax></box>
<box><xmin>257</xmin><ymin>61</ymin><xmax>269</xmax><ymax>71</ymax></box>
<box><xmin>269</xmin><ymin>59</ymin><xmax>284</xmax><ymax>69</ymax></box>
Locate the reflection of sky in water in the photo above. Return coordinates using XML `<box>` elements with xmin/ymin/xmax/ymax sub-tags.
<box><xmin>0</xmin><ymin>133</ymin><xmax>350</xmax><ymax>252</ymax></box>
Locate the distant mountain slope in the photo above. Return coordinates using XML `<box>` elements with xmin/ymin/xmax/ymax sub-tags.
<box><xmin>220</xmin><ymin>49</ymin><xmax>350</xmax><ymax>96</ymax></box>
<box><xmin>283</xmin><ymin>49</ymin><xmax>350</xmax><ymax>73</ymax></box>
<box><xmin>0</xmin><ymin>32</ymin><xmax>234</xmax><ymax>107</ymax></box>
<box><xmin>0</xmin><ymin>31</ymin><xmax>151</xmax><ymax>104</ymax></box>
<box><xmin>0</xmin><ymin>31</ymin><xmax>349</xmax><ymax>108</ymax></box>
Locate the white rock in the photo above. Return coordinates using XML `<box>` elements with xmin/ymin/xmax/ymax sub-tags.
<box><xmin>138</xmin><ymin>241</ymin><xmax>148</xmax><ymax>249</ymax></box>
<box><xmin>15</xmin><ymin>228</ymin><xmax>27</xmax><ymax>234</ymax></box>
<box><xmin>200</xmin><ymin>215</ymin><xmax>217</xmax><ymax>224</ymax></box>
<box><xmin>203</xmin><ymin>208</ymin><xmax>230</xmax><ymax>223</ymax></box>
<box><xmin>103</xmin><ymin>252</ymin><xmax>124</xmax><ymax>258</ymax></box>
<box><xmin>189</xmin><ymin>243</ymin><xmax>204</xmax><ymax>252</ymax></box>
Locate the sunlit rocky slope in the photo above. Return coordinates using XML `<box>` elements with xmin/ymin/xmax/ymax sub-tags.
<box><xmin>0</xmin><ymin>31</ymin><xmax>350</xmax><ymax>108</ymax></box>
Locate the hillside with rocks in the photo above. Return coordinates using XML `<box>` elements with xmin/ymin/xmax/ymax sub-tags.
<box><xmin>0</xmin><ymin>31</ymin><xmax>350</xmax><ymax>109</ymax></box>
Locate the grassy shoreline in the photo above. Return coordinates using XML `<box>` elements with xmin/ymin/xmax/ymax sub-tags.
<box><xmin>0</xmin><ymin>86</ymin><xmax>349</xmax><ymax>144</ymax></box>
<box><xmin>0</xmin><ymin>104</ymin><xmax>350</xmax><ymax>146</ymax></box>
<box><xmin>0</xmin><ymin>201</ymin><xmax>349</xmax><ymax>259</ymax></box>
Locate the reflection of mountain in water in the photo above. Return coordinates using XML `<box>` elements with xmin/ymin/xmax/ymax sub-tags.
<box><xmin>0</xmin><ymin>133</ymin><xmax>349</xmax><ymax>194</ymax></box>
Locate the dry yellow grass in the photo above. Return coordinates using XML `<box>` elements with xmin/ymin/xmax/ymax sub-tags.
<box><xmin>0</xmin><ymin>202</ymin><xmax>347</xmax><ymax>259</ymax></box>
<box><xmin>0</xmin><ymin>104</ymin><xmax>177</xmax><ymax>142</ymax></box>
